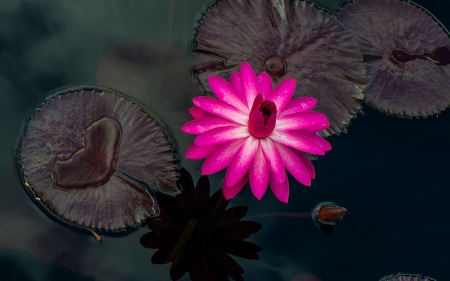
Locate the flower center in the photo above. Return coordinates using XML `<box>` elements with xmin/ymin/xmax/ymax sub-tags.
<box><xmin>259</xmin><ymin>101</ymin><xmax>276</xmax><ymax>125</ymax></box>
<box><xmin>248</xmin><ymin>94</ymin><xmax>277</xmax><ymax>138</ymax></box>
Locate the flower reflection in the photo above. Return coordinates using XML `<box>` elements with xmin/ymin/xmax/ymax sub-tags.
<box><xmin>292</xmin><ymin>273</ymin><xmax>322</xmax><ymax>281</ymax></box>
<box><xmin>140</xmin><ymin>168</ymin><xmax>262</xmax><ymax>281</ymax></box>
<box><xmin>182</xmin><ymin>62</ymin><xmax>331</xmax><ymax>203</ymax></box>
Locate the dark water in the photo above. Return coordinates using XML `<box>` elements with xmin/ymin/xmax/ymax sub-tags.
<box><xmin>1</xmin><ymin>0</ymin><xmax>450</xmax><ymax>280</ymax></box>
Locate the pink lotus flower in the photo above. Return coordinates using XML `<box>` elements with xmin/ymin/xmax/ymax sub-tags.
<box><xmin>182</xmin><ymin>62</ymin><xmax>331</xmax><ymax>203</ymax></box>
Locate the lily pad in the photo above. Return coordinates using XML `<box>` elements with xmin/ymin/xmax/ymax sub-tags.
<box><xmin>18</xmin><ymin>89</ymin><xmax>180</xmax><ymax>231</ymax></box>
<box><xmin>193</xmin><ymin>0</ymin><xmax>366</xmax><ymax>136</ymax></box>
<box><xmin>337</xmin><ymin>0</ymin><xmax>450</xmax><ymax>116</ymax></box>
<box><xmin>379</xmin><ymin>273</ymin><xmax>436</xmax><ymax>281</ymax></box>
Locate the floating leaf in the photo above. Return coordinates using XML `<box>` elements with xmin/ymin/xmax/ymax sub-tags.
<box><xmin>194</xmin><ymin>0</ymin><xmax>365</xmax><ymax>136</ymax></box>
<box><xmin>18</xmin><ymin>89</ymin><xmax>180</xmax><ymax>231</ymax></box>
<box><xmin>337</xmin><ymin>0</ymin><xmax>450</xmax><ymax>116</ymax></box>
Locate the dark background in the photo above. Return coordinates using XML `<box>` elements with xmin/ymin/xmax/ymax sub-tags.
<box><xmin>0</xmin><ymin>0</ymin><xmax>449</xmax><ymax>280</ymax></box>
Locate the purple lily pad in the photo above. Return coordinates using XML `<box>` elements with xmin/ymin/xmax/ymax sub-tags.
<box><xmin>193</xmin><ymin>0</ymin><xmax>366</xmax><ymax>136</ymax></box>
<box><xmin>337</xmin><ymin>0</ymin><xmax>450</xmax><ymax>116</ymax></box>
<box><xmin>18</xmin><ymin>89</ymin><xmax>180</xmax><ymax>231</ymax></box>
<box><xmin>379</xmin><ymin>273</ymin><xmax>436</xmax><ymax>281</ymax></box>
<box><xmin>96</xmin><ymin>39</ymin><xmax>200</xmax><ymax>170</ymax></box>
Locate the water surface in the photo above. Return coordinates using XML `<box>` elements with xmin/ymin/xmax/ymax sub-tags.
<box><xmin>1</xmin><ymin>0</ymin><xmax>449</xmax><ymax>280</ymax></box>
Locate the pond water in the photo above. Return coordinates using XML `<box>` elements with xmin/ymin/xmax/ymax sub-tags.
<box><xmin>1</xmin><ymin>0</ymin><xmax>450</xmax><ymax>280</ymax></box>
